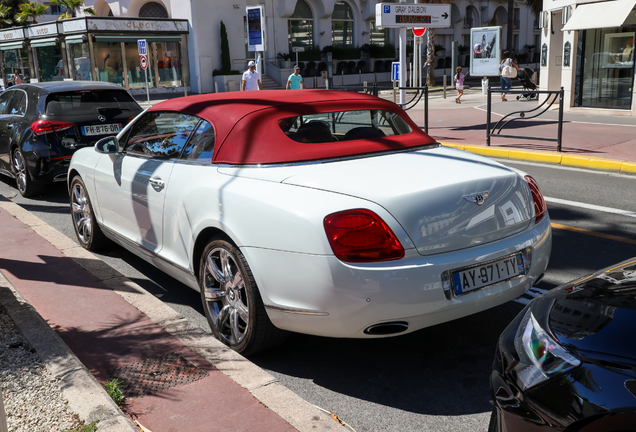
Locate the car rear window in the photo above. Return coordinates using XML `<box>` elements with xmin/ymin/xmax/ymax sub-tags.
<box><xmin>279</xmin><ymin>110</ymin><xmax>412</xmax><ymax>143</ymax></box>
<box><xmin>45</xmin><ymin>90</ymin><xmax>138</xmax><ymax>116</ymax></box>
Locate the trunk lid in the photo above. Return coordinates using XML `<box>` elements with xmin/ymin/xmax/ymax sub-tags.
<box><xmin>221</xmin><ymin>146</ymin><xmax>535</xmax><ymax>256</ymax></box>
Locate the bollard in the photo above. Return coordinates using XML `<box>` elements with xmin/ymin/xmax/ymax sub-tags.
<box><xmin>482</xmin><ymin>77</ymin><xmax>489</xmax><ymax>95</ymax></box>
<box><xmin>443</xmin><ymin>74</ymin><xmax>447</xmax><ymax>99</ymax></box>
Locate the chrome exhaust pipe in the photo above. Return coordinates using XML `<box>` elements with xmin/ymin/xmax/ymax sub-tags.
<box><xmin>364</xmin><ymin>321</ymin><xmax>409</xmax><ymax>335</ymax></box>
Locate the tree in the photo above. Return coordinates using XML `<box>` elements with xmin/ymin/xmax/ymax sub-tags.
<box><xmin>220</xmin><ymin>21</ymin><xmax>231</xmax><ymax>72</ymax></box>
<box><xmin>0</xmin><ymin>4</ymin><xmax>12</xmax><ymax>27</ymax></box>
<box><xmin>420</xmin><ymin>0</ymin><xmax>451</xmax><ymax>87</ymax></box>
<box><xmin>15</xmin><ymin>2</ymin><xmax>48</xmax><ymax>24</ymax></box>
<box><xmin>51</xmin><ymin>0</ymin><xmax>95</xmax><ymax>19</ymax></box>
<box><xmin>0</xmin><ymin>0</ymin><xmax>23</xmax><ymax>28</ymax></box>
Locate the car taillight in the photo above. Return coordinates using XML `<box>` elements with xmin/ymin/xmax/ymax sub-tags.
<box><xmin>324</xmin><ymin>209</ymin><xmax>404</xmax><ymax>262</ymax></box>
<box><xmin>31</xmin><ymin>120</ymin><xmax>75</xmax><ymax>136</ymax></box>
<box><xmin>525</xmin><ymin>175</ymin><xmax>547</xmax><ymax>224</ymax></box>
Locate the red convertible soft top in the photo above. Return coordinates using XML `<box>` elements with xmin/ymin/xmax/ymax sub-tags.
<box><xmin>149</xmin><ymin>90</ymin><xmax>436</xmax><ymax>165</ymax></box>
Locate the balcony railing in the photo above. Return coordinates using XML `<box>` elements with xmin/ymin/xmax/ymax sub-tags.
<box><xmin>463</xmin><ymin>18</ymin><xmax>473</xmax><ymax>29</ymax></box>
<box><xmin>513</xmin><ymin>19</ymin><xmax>520</xmax><ymax>30</ymax></box>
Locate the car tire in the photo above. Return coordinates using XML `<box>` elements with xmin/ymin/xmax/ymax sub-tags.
<box><xmin>12</xmin><ymin>147</ymin><xmax>43</xmax><ymax>198</ymax></box>
<box><xmin>199</xmin><ymin>236</ymin><xmax>288</xmax><ymax>355</ymax></box>
<box><xmin>69</xmin><ymin>176</ymin><xmax>108</xmax><ymax>251</ymax></box>
<box><xmin>488</xmin><ymin>408</ymin><xmax>500</xmax><ymax>432</ymax></box>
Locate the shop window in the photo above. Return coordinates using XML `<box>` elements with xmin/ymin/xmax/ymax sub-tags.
<box><xmin>288</xmin><ymin>0</ymin><xmax>313</xmax><ymax>53</ymax></box>
<box><xmin>156</xmin><ymin>41</ymin><xmax>181</xmax><ymax>87</ymax></box>
<box><xmin>576</xmin><ymin>27</ymin><xmax>635</xmax><ymax>109</ymax></box>
<box><xmin>332</xmin><ymin>2</ymin><xmax>353</xmax><ymax>48</ymax></box>
<box><xmin>125</xmin><ymin>42</ymin><xmax>155</xmax><ymax>89</ymax></box>
<box><xmin>2</xmin><ymin>48</ymin><xmax>30</xmax><ymax>84</ymax></box>
<box><xmin>139</xmin><ymin>2</ymin><xmax>168</xmax><ymax>18</ymax></box>
<box><xmin>94</xmin><ymin>42</ymin><xmax>124</xmax><ymax>86</ymax></box>
<box><xmin>35</xmin><ymin>45</ymin><xmax>64</xmax><ymax>82</ymax></box>
<box><xmin>68</xmin><ymin>42</ymin><xmax>91</xmax><ymax>80</ymax></box>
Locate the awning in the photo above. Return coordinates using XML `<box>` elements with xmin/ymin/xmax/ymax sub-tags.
<box><xmin>563</xmin><ymin>0</ymin><xmax>636</xmax><ymax>31</ymax></box>
<box><xmin>0</xmin><ymin>42</ymin><xmax>25</xmax><ymax>50</ymax></box>
<box><xmin>30</xmin><ymin>37</ymin><xmax>59</xmax><ymax>48</ymax></box>
<box><xmin>93</xmin><ymin>35</ymin><xmax>182</xmax><ymax>43</ymax></box>
<box><xmin>65</xmin><ymin>36</ymin><xmax>85</xmax><ymax>44</ymax></box>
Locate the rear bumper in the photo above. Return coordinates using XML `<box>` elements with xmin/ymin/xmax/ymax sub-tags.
<box><xmin>243</xmin><ymin>215</ymin><xmax>552</xmax><ymax>338</ymax></box>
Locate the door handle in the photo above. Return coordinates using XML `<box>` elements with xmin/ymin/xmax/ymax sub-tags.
<box><xmin>149</xmin><ymin>177</ymin><xmax>165</xmax><ymax>191</ymax></box>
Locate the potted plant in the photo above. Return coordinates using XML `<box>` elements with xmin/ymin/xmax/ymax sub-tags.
<box><xmin>524</xmin><ymin>44</ymin><xmax>538</xmax><ymax>63</ymax></box>
<box><xmin>278</xmin><ymin>52</ymin><xmax>292</xmax><ymax>68</ymax></box>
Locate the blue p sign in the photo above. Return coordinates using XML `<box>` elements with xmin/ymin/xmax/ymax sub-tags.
<box><xmin>384</xmin><ymin>5</ymin><xmax>390</xmax><ymax>13</ymax></box>
<box><xmin>138</xmin><ymin>39</ymin><xmax>147</xmax><ymax>56</ymax></box>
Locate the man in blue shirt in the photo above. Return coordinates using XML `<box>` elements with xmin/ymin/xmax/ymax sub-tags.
<box><xmin>286</xmin><ymin>65</ymin><xmax>305</xmax><ymax>89</ymax></box>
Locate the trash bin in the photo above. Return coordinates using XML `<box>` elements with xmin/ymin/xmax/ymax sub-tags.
<box><xmin>481</xmin><ymin>77</ymin><xmax>489</xmax><ymax>95</ymax></box>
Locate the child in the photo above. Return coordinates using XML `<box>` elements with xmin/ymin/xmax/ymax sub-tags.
<box><xmin>454</xmin><ymin>66</ymin><xmax>465</xmax><ymax>104</ymax></box>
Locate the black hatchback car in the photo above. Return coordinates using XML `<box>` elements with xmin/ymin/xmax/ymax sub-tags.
<box><xmin>489</xmin><ymin>258</ymin><xmax>636</xmax><ymax>432</ymax></box>
<box><xmin>0</xmin><ymin>81</ymin><xmax>142</xmax><ymax>197</ymax></box>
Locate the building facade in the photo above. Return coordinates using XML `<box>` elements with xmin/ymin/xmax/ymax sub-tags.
<box><xmin>2</xmin><ymin>0</ymin><xmax>540</xmax><ymax>94</ymax></box>
<box><xmin>540</xmin><ymin>0</ymin><xmax>636</xmax><ymax>115</ymax></box>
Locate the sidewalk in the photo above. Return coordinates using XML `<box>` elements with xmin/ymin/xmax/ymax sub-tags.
<box><xmin>0</xmin><ymin>198</ymin><xmax>342</xmax><ymax>432</ymax></box>
<box><xmin>407</xmin><ymin>87</ymin><xmax>636</xmax><ymax>174</ymax></box>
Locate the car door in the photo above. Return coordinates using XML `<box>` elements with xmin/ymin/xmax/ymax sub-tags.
<box><xmin>0</xmin><ymin>90</ymin><xmax>16</xmax><ymax>171</ymax></box>
<box><xmin>92</xmin><ymin>111</ymin><xmax>201</xmax><ymax>253</ymax></box>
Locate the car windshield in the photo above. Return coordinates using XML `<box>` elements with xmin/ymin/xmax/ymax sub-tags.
<box><xmin>279</xmin><ymin>109</ymin><xmax>412</xmax><ymax>143</ymax></box>
<box><xmin>45</xmin><ymin>90</ymin><xmax>138</xmax><ymax>117</ymax></box>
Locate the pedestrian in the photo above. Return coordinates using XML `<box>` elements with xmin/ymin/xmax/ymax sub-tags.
<box><xmin>499</xmin><ymin>51</ymin><xmax>519</xmax><ymax>102</ymax></box>
<box><xmin>11</xmin><ymin>69</ymin><xmax>23</xmax><ymax>86</ymax></box>
<box><xmin>454</xmin><ymin>66</ymin><xmax>465</xmax><ymax>104</ymax></box>
<box><xmin>286</xmin><ymin>65</ymin><xmax>305</xmax><ymax>89</ymax></box>
<box><xmin>241</xmin><ymin>60</ymin><xmax>262</xmax><ymax>91</ymax></box>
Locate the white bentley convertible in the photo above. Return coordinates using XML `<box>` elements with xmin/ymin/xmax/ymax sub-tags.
<box><xmin>68</xmin><ymin>90</ymin><xmax>551</xmax><ymax>355</ymax></box>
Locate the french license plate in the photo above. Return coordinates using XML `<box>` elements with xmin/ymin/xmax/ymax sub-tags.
<box><xmin>81</xmin><ymin>123</ymin><xmax>121</xmax><ymax>136</ymax></box>
<box><xmin>452</xmin><ymin>253</ymin><xmax>525</xmax><ymax>296</ymax></box>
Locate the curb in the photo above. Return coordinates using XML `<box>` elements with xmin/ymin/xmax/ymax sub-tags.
<box><xmin>0</xmin><ymin>275</ymin><xmax>138</xmax><ymax>432</ymax></box>
<box><xmin>0</xmin><ymin>200</ymin><xmax>344</xmax><ymax>432</ymax></box>
<box><xmin>440</xmin><ymin>142</ymin><xmax>636</xmax><ymax>176</ymax></box>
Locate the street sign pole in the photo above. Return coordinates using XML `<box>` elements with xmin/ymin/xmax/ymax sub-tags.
<box><xmin>138</xmin><ymin>40</ymin><xmax>149</xmax><ymax>104</ymax></box>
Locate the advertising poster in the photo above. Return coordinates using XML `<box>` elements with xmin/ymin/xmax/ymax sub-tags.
<box><xmin>470</xmin><ymin>26</ymin><xmax>501</xmax><ymax>76</ymax></box>
<box><xmin>247</xmin><ymin>6</ymin><xmax>266</xmax><ymax>52</ymax></box>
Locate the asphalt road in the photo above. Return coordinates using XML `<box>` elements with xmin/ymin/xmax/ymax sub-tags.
<box><xmin>1</xmin><ymin>160</ymin><xmax>636</xmax><ymax>432</ymax></box>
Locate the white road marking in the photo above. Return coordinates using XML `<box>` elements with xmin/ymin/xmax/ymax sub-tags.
<box><xmin>545</xmin><ymin>197</ymin><xmax>636</xmax><ymax>218</ymax></box>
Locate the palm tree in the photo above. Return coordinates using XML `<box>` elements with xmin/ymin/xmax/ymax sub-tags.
<box><xmin>51</xmin><ymin>0</ymin><xmax>95</xmax><ymax>19</ymax></box>
<box><xmin>0</xmin><ymin>0</ymin><xmax>22</xmax><ymax>28</ymax></box>
<box><xmin>15</xmin><ymin>2</ymin><xmax>48</xmax><ymax>24</ymax></box>
<box><xmin>420</xmin><ymin>0</ymin><xmax>451</xmax><ymax>87</ymax></box>
<box><xmin>0</xmin><ymin>4</ymin><xmax>12</xmax><ymax>27</ymax></box>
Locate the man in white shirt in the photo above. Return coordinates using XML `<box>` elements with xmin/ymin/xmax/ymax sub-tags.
<box><xmin>242</xmin><ymin>60</ymin><xmax>262</xmax><ymax>91</ymax></box>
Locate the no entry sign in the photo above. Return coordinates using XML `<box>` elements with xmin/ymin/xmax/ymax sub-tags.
<box><xmin>140</xmin><ymin>55</ymin><xmax>148</xmax><ymax>70</ymax></box>
<box><xmin>413</xmin><ymin>27</ymin><xmax>426</xmax><ymax>37</ymax></box>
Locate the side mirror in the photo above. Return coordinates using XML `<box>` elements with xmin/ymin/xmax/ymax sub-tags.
<box><xmin>95</xmin><ymin>136</ymin><xmax>119</xmax><ymax>154</ymax></box>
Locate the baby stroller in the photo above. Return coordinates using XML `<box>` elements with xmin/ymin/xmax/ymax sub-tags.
<box><xmin>516</xmin><ymin>67</ymin><xmax>538</xmax><ymax>100</ymax></box>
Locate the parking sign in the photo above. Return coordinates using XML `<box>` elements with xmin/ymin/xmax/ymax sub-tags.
<box><xmin>391</xmin><ymin>62</ymin><xmax>400</xmax><ymax>81</ymax></box>
<box><xmin>138</xmin><ymin>39</ymin><xmax>147</xmax><ymax>56</ymax></box>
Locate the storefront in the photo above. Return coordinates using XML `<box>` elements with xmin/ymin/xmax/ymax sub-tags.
<box><xmin>0</xmin><ymin>17</ymin><xmax>189</xmax><ymax>93</ymax></box>
<box><xmin>0</xmin><ymin>28</ymin><xmax>31</xmax><ymax>86</ymax></box>
<box><xmin>540</xmin><ymin>0</ymin><xmax>636</xmax><ymax>115</ymax></box>
<box><xmin>28</xmin><ymin>22</ymin><xmax>66</xmax><ymax>83</ymax></box>
<box><xmin>61</xmin><ymin>17</ymin><xmax>189</xmax><ymax>93</ymax></box>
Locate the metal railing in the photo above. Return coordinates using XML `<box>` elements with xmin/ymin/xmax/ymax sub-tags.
<box><xmin>486</xmin><ymin>87</ymin><xmax>564</xmax><ymax>151</ymax></box>
<box><xmin>334</xmin><ymin>83</ymin><xmax>429</xmax><ymax>134</ymax></box>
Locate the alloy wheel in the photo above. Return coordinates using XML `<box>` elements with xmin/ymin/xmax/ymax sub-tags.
<box><xmin>70</xmin><ymin>181</ymin><xmax>93</xmax><ymax>245</ymax></box>
<box><xmin>12</xmin><ymin>150</ymin><xmax>27</xmax><ymax>194</ymax></box>
<box><xmin>202</xmin><ymin>247</ymin><xmax>250</xmax><ymax>345</ymax></box>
